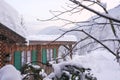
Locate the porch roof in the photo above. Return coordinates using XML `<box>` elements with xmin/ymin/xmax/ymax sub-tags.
<box><xmin>27</xmin><ymin>35</ymin><xmax>77</xmax><ymax>45</ymax></box>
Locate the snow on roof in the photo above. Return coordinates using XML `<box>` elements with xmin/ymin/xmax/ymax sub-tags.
<box><xmin>27</xmin><ymin>35</ymin><xmax>77</xmax><ymax>42</ymax></box>
<box><xmin>0</xmin><ymin>0</ymin><xmax>26</xmax><ymax>38</ymax></box>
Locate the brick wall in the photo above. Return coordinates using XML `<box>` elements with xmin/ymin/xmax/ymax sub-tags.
<box><xmin>0</xmin><ymin>41</ymin><xmax>6</xmax><ymax>67</ymax></box>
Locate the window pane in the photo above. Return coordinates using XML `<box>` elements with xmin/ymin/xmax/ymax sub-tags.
<box><xmin>21</xmin><ymin>51</ymin><xmax>26</xmax><ymax>66</ymax></box>
<box><xmin>27</xmin><ymin>51</ymin><xmax>31</xmax><ymax>63</ymax></box>
<box><xmin>50</xmin><ymin>49</ymin><xmax>53</xmax><ymax>60</ymax></box>
<box><xmin>47</xmin><ymin>49</ymin><xmax>49</xmax><ymax>61</ymax></box>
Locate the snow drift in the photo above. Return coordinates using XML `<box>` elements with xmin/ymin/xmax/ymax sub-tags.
<box><xmin>0</xmin><ymin>64</ymin><xmax>22</xmax><ymax>80</ymax></box>
<box><xmin>47</xmin><ymin>49</ymin><xmax>120</xmax><ymax>80</ymax></box>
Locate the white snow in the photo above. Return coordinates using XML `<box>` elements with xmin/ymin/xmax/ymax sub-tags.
<box><xmin>27</xmin><ymin>35</ymin><xmax>77</xmax><ymax>42</ymax></box>
<box><xmin>1</xmin><ymin>50</ymin><xmax>120</xmax><ymax>80</ymax></box>
<box><xmin>72</xmin><ymin>49</ymin><xmax>120</xmax><ymax>80</ymax></box>
<box><xmin>0</xmin><ymin>0</ymin><xmax>26</xmax><ymax>37</ymax></box>
<box><xmin>100</xmin><ymin>2</ymin><xmax>107</xmax><ymax>9</ymax></box>
<box><xmin>48</xmin><ymin>49</ymin><xmax>120</xmax><ymax>80</ymax></box>
<box><xmin>52</xmin><ymin>61</ymin><xmax>83</xmax><ymax>78</ymax></box>
<box><xmin>0</xmin><ymin>0</ymin><xmax>119</xmax><ymax>80</ymax></box>
<box><xmin>0</xmin><ymin>64</ymin><xmax>22</xmax><ymax>80</ymax></box>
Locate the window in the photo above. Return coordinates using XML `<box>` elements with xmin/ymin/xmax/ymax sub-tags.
<box><xmin>21</xmin><ymin>50</ymin><xmax>37</xmax><ymax>65</ymax></box>
<box><xmin>27</xmin><ymin>51</ymin><xmax>31</xmax><ymax>63</ymax></box>
<box><xmin>47</xmin><ymin>49</ymin><xmax>53</xmax><ymax>61</ymax></box>
<box><xmin>21</xmin><ymin>51</ymin><xmax>26</xmax><ymax>66</ymax></box>
<box><xmin>14</xmin><ymin>50</ymin><xmax>38</xmax><ymax>70</ymax></box>
<box><xmin>42</xmin><ymin>48</ymin><xmax>57</xmax><ymax>64</ymax></box>
<box><xmin>50</xmin><ymin>49</ymin><xmax>53</xmax><ymax>60</ymax></box>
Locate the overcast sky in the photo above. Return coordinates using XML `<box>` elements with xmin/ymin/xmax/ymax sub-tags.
<box><xmin>4</xmin><ymin>0</ymin><xmax>120</xmax><ymax>35</ymax></box>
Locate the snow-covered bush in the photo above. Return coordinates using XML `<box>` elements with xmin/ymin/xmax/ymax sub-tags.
<box><xmin>21</xmin><ymin>62</ymin><xmax>47</xmax><ymax>80</ymax></box>
<box><xmin>47</xmin><ymin>61</ymin><xmax>97</xmax><ymax>80</ymax></box>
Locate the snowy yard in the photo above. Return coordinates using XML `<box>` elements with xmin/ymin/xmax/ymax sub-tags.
<box><xmin>45</xmin><ymin>49</ymin><xmax>120</xmax><ymax>80</ymax></box>
<box><xmin>72</xmin><ymin>49</ymin><xmax>120</xmax><ymax>80</ymax></box>
<box><xmin>0</xmin><ymin>49</ymin><xmax>120</xmax><ymax>80</ymax></box>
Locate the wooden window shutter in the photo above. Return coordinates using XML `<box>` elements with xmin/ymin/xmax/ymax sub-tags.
<box><xmin>53</xmin><ymin>48</ymin><xmax>57</xmax><ymax>59</ymax></box>
<box><xmin>14</xmin><ymin>51</ymin><xmax>21</xmax><ymax>70</ymax></box>
<box><xmin>42</xmin><ymin>48</ymin><xmax>47</xmax><ymax>64</ymax></box>
<box><xmin>31</xmin><ymin>50</ymin><xmax>37</xmax><ymax>64</ymax></box>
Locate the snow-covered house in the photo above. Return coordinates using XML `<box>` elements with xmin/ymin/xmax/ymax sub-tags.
<box><xmin>0</xmin><ymin>1</ymin><xmax>26</xmax><ymax>68</ymax></box>
<box><xmin>24</xmin><ymin>35</ymin><xmax>77</xmax><ymax>74</ymax></box>
<box><xmin>0</xmin><ymin>1</ymin><xmax>77</xmax><ymax>74</ymax></box>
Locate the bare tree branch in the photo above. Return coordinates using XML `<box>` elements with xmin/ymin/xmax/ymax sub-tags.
<box><xmin>48</xmin><ymin>28</ymin><xmax>118</xmax><ymax>58</ymax></box>
<box><xmin>80</xmin><ymin>29</ymin><xmax>117</xmax><ymax>56</ymax></box>
<box><xmin>69</xmin><ymin>0</ymin><xmax>120</xmax><ymax>23</ymax></box>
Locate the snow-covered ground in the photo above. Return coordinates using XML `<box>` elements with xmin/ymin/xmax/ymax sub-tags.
<box><xmin>46</xmin><ymin>49</ymin><xmax>120</xmax><ymax>80</ymax></box>
<box><xmin>1</xmin><ymin>49</ymin><xmax>120</xmax><ymax>80</ymax></box>
<box><xmin>0</xmin><ymin>65</ymin><xmax>22</xmax><ymax>80</ymax></box>
<box><xmin>72</xmin><ymin>49</ymin><xmax>120</xmax><ymax>80</ymax></box>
